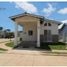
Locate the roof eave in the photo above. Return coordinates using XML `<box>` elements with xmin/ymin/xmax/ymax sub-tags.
<box><xmin>9</xmin><ymin>12</ymin><xmax>44</xmax><ymax>21</ymax></box>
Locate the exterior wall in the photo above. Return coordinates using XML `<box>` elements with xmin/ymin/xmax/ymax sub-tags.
<box><xmin>59</xmin><ymin>26</ymin><xmax>67</xmax><ymax>42</ymax></box>
<box><xmin>52</xmin><ymin>35</ymin><xmax>58</xmax><ymax>42</ymax></box>
<box><xmin>0</xmin><ymin>31</ymin><xmax>5</xmax><ymax>38</ymax></box>
<box><xmin>15</xmin><ymin>15</ymin><xmax>39</xmax><ymax>23</ymax></box>
<box><xmin>40</xmin><ymin>21</ymin><xmax>58</xmax><ymax>42</ymax></box>
<box><xmin>40</xmin><ymin>21</ymin><xmax>58</xmax><ymax>35</ymax></box>
<box><xmin>20</xmin><ymin>23</ymin><xmax>37</xmax><ymax>41</ymax></box>
<box><xmin>15</xmin><ymin>15</ymin><xmax>39</xmax><ymax>41</ymax></box>
<box><xmin>15</xmin><ymin>15</ymin><xmax>59</xmax><ymax>42</ymax></box>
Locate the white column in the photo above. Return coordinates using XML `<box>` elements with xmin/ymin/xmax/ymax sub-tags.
<box><xmin>14</xmin><ymin>22</ymin><xmax>18</xmax><ymax>46</ymax></box>
<box><xmin>37</xmin><ymin>21</ymin><xmax>40</xmax><ymax>47</ymax></box>
<box><xmin>63</xmin><ymin>32</ymin><xmax>66</xmax><ymax>42</ymax></box>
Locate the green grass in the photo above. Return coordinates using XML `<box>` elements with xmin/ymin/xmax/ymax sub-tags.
<box><xmin>5</xmin><ymin>41</ymin><xmax>14</xmax><ymax>47</ymax></box>
<box><xmin>5</xmin><ymin>41</ymin><xmax>67</xmax><ymax>50</ymax></box>
<box><xmin>49</xmin><ymin>44</ymin><xmax>66</xmax><ymax>50</ymax></box>
<box><xmin>0</xmin><ymin>48</ymin><xmax>7</xmax><ymax>51</ymax></box>
<box><xmin>40</xmin><ymin>42</ymin><xmax>66</xmax><ymax>50</ymax></box>
<box><xmin>49</xmin><ymin>42</ymin><xmax>66</xmax><ymax>50</ymax></box>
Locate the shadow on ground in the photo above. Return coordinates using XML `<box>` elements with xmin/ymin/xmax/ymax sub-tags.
<box><xmin>13</xmin><ymin>42</ymin><xmax>51</xmax><ymax>51</ymax></box>
<box><xmin>40</xmin><ymin>42</ymin><xmax>51</xmax><ymax>50</ymax></box>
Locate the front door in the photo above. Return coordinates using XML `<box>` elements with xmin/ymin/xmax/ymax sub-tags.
<box><xmin>44</xmin><ymin>30</ymin><xmax>52</xmax><ymax>42</ymax></box>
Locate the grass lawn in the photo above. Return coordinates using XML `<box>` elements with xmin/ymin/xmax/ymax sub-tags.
<box><xmin>5</xmin><ymin>41</ymin><xmax>67</xmax><ymax>50</ymax></box>
<box><xmin>5</xmin><ymin>41</ymin><xmax>14</xmax><ymax>47</ymax></box>
<box><xmin>49</xmin><ymin>44</ymin><xmax>66</xmax><ymax>50</ymax></box>
<box><xmin>0</xmin><ymin>48</ymin><xmax>7</xmax><ymax>51</ymax></box>
<box><xmin>40</xmin><ymin>42</ymin><xmax>66</xmax><ymax>50</ymax></box>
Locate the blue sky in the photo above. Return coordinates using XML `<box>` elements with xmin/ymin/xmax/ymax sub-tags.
<box><xmin>0</xmin><ymin>2</ymin><xmax>67</xmax><ymax>31</ymax></box>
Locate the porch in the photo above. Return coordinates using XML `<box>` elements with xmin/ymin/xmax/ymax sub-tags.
<box><xmin>11</xmin><ymin>13</ymin><xmax>42</xmax><ymax>48</ymax></box>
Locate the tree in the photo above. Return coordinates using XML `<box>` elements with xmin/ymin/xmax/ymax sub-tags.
<box><xmin>4</xmin><ymin>29</ymin><xmax>14</xmax><ymax>38</ymax></box>
<box><xmin>4</xmin><ymin>29</ymin><xmax>11</xmax><ymax>38</ymax></box>
<box><xmin>5</xmin><ymin>29</ymin><xmax>10</xmax><ymax>32</ymax></box>
<box><xmin>0</xmin><ymin>27</ymin><xmax>3</xmax><ymax>31</ymax></box>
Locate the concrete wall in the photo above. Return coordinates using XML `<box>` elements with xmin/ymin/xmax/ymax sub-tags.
<box><xmin>40</xmin><ymin>21</ymin><xmax>58</xmax><ymax>35</ymax></box>
<box><xmin>40</xmin><ymin>21</ymin><xmax>58</xmax><ymax>42</ymax></box>
<box><xmin>15</xmin><ymin>15</ymin><xmax>39</xmax><ymax>23</ymax></box>
<box><xmin>20</xmin><ymin>23</ymin><xmax>37</xmax><ymax>41</ymax></box>
<box><xmin>15</xmin><ymin>15</ymin><xmax>58</xmax><ymax>42</ymax></box>
<box><xmin>15</xmin><ymin>15</ymin><xmax>39</xmax><ymax>41</ymax></box>
<box><xmin>59</xmin><ymin>25</ymin><xmax>67</xmax><ymax>42</ymax></box>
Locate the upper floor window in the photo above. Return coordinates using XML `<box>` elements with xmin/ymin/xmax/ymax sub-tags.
<box><xmin>44</xmin><ymin>23</ymin><xmax>51</xmax><ymax>26</ymax></box>
<box><xmin>44</xmin><ymin>23</ymin><xmax>47</xmax><ymax>26</ymax></box>
<box><xmin>48</xmin><ymin>23</ymin><xmax>51</xmax><ymax>26</ymax></box>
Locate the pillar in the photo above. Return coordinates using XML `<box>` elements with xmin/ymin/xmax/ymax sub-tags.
<box><xmin>37</xmin><ymin>21</ymin><xmax>40</xmax><ymax>47</ymax></box>
<box><xmin>14</xmin><ymin>22</ymin><xmax>18</xmax><ymax>46</ymax></box>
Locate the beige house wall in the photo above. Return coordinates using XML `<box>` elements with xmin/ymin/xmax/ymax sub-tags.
<box><xmin>15</xmin><ymin>15</ymin><xmax>39</xmax><ymax>23</ymax></box>
<box><xmin>14</xmin><ymin>15</ymin><xmax>58</xmax><ymax>42</ymax></box>
<box><xmin>21</xmin><ymin>23</ymin><xmax>37</xmax><ymax>41</ymax></box>
<box><xmin>40</xmin><ymin>21</ymin><xmax>58</xmax><ymax>35</ymax></box>
<box><xmin>15</xmin><ymin>15</ymin><xmax>39</xmax><ymax>41</ymax></box>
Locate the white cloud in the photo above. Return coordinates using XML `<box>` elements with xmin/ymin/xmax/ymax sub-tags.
<box><xmin>58</xmin><ymin>8</ymin><xmax>67</xmax><ymax>14</ymax></box>
<box><xmin>15</xmin><ymin>2</ymin><xmax>38</xmax><ymax>13</ymax></box>
<box><xmin>42</xmin><ymin>3</ymin><xmax>56</xmax><ymax>17</ymax></box>
<box><xmin>62</xmin><ymin>20</ymin><xmax>67</xmax><ymax>23</ymax></box>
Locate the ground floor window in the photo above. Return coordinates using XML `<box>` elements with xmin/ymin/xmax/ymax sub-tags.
<box><xmin>28</xmin><ymin>30</ymin><xmax>33</xmax><ymax>36</ymax></box>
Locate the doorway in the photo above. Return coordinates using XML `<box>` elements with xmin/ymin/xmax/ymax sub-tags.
<box><xmin>44</xmin><ymin>30</ymin><xmax>52</xmax><ymax>42</ymax></box>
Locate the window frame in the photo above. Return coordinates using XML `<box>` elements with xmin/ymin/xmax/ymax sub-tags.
<box><xmin>44</xmin><ymin>23</ymin><xmax>47</xmax><ymax>26</ymax></box>
<box><xmin>28</xmin><ymin>30</ymin><xmax>33</xmax><ymax>36</ymax></box>
<box><xmin>48</xmin><ymin>23</ymin><xmax>51</xmax><ymax>26</ymax></box>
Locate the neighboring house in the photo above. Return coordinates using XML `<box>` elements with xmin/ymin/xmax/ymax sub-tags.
<box><xmin>0</xmin><ymin>27</ymin><xmax>3</xmax><ymax>38</ymax></box>
<box><xmin>0</xmin><ymin>29</ymin><xmax>14</xmax><ymax>38</ymax></box>
<box><xmin>58</xmin><ymin>23</ymin><xmax>67</xmax><ymax>42</ymax></box>
<box><xmin>0</xmin><ymin>30</ymin><xmax>3</xmax><ymax>38</ymax></box>
<box><xmin>10</xmin><ymin>12</ymin><xmax>60</xmax><ymax>48</ymax></box>
<box><xmin>0</xmin><ymin>30</ymin><xmax>5</xmax><ymax>38</ymax></box>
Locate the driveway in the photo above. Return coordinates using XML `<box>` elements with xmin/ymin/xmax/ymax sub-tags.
<box><xmin>0</xmin><ymin>38</ymin><xmax>67</xmax><ymax>66</ymax></box>
<box><xmin>0</xmin><ymin>49</ymin><xmax>67</xmax><ymax>66</ymax></box>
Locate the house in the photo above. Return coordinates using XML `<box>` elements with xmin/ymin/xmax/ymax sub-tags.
<box><xmin>10</xmin><ymin>12</ymin><xmax>60</xmax><ymax>48</ymax></box>
<box><xmin>0</xmin><ymin>29</ymin><xmax>5</xmax><ymax>38</ymax></box>
<box><xmin>58</xmin><ymin>23</ymin><xmax>67</xmax><ymax>42</ymax></box>
<box><xmin>0</xmin><ymin>30</ymin><xmax>3</xmax><ymax>38</ymax></box>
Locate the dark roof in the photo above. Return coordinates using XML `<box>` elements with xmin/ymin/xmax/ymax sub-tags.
<box><xmin>10</xmin><ymin>12</ymin><xmax>61</xmax><ymax>24</ymax></box>
<box><xmin>45</xmin><ymin>18</ymin><xmax>61</xmax><ymax>25</ymax></box>
<box><xmin>10</xmin><ymin>12</ymin><xmax>44</xmax><ymax>20</ymax></box>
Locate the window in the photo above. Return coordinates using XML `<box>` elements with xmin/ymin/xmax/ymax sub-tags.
<box><xmin>44</xmin><ymin>23</ymin><xmax>51</xmax><ymax>26</ymax></box>
<box><xmin>48</xmin><ymin>23</ymin><xmax>51</xmax><ymax>26</ymax></box>
<box><xmin>44</xmin><ymin>23</ymin><xmax>47</xmax><ymax>26</ymax></box>
<box><xmin>28</xmin><ymin>30</ymin><xmax>33</xmax><ymax>36</ymax></box>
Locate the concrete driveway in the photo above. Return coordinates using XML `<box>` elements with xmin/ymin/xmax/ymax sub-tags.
<box><xmin>0</xmin><ymin>38</ymin><xmax>67</xmax><ymax>66</ymax></box>
<box><xmin>0</xmin><ymin>50</ymin><xmax>67</xmax><ymax>66</ymax></box>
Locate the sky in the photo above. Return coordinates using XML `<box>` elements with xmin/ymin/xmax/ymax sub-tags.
<box><xmin>0</xmin><ymin>2</ymin><xmax>67</xmax><ymax>31</ymax></box>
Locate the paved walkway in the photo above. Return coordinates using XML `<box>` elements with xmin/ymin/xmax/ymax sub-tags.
<box><xmin>0</xmin><ymin>42</ymin><xmax>12</xmax><ymax>50</ymax></box>
<box><xmin>0</xmin><ymin>38</ymin><xmax>14</xmax><ymax>50</ymax></box>
<box><xmin>0</xmin><ymin>39</ymin><xmax>12</xmax><ymax>50</ymax></box>
<box><xmin>0</xmin><ymin>38</ymin><xmax>13</xmax><ymax>43</ymax></box>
